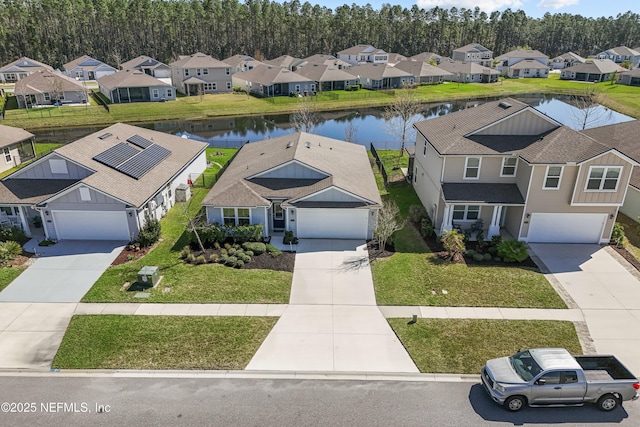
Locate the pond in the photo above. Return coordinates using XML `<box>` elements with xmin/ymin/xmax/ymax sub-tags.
<box><xmin>32</xmin><ymin>94</ymin><xmax>635</xmax><ymax>150</ymax></box>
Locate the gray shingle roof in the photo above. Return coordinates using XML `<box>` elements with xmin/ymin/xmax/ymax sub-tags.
<box><xmin>564</xmin><ymin>59</ymin><xmax>625</xmax><ymax>74</ymax></box>
<box><xmin>0</xmin><ymin>125</ymin><xmax>34</xmax><ymax>149</ymax></box>
<box><xmin>393</xmin><ymin>60</ymin><xmax>452</xmax><ymax>78</ymax></box>
<box><xmin>170</xmin><ymin>52</ymin><xmax>231</xmax><ymax>69</ymax></box>
<box><xmin>233</xmin><ymin>65</ymin><xmax>313</xmax><ymax>85</ymax></box>
<box><xmin>338</xmin><ymin>45</ymin><xmax>384</xmax><ymax>55</ymax></box>
<box><xmin>496</xmin><ymin>49</ymin><xmax>548</xmax><ymax>60</ymax></box>
<box><xmin>509</xmin><ymin>59</ymin><xmax>549</xmax><ymax>70</ymax></box>
<box><xmin>14</xmin><ymin>71</ymin><xmax>84</xmax><ymax>94</ymax></box>
<box><xmin>301</xmin><ymin>54</ymin><xmax>351</xmax><ymax>69</ymax></box>
<box><xmin>0</xmin><ymin>179</ymin><xmax>79</xmax><ymax>205</ymax></box>
<box><xmin>346</xmin><ymin>63</ymin><xmax>413</xmax><ymax>80</ymax></box>
<box><xmin>223</xmin><ymin>54</ymin><xmax>264</xmax><ymax>69</ymax></box>
<box><xmin>410</xmin><ymin>52</ymin><xmax>443</xmax><ymax>63</ymax></box>
<box><xmin>120</xmin><ymin>55</ymin><xmax>168</xmax><ymax>71</ymax></box>
<box><xmin>553</xmin><ymin>52</ymin><xmax>585</xmax><ymax>62</ymax></box>
<box><xmin>294</xmin><ymin>64</ymin><xmax>355</xmax><ymax>82</ymax></box>
<box><xmin>0</xmin><ymin>57</ymin><xmax>53</xmax><ymax>73</ymax></box>
<box><xmin>437</xmin><ymin>61</ymin><xmax>500</xmax><ymax>75</ymax></box>
<box><xmin>63</xmin><ymin>55</ymin><xmax>114</xmax><ymax>72</ymax></box>
<box><xmin>453</xmin><ymin>43</ymin><xmax>491</xmax><ymax>53</ymax></box>
<box><xmin>263</xmin><ymin>55</ymin><xmax>303</xmax><ymax>69</ymax></box>
<box><xmin>605</xmin><ymin>46</ymin><xmax>640</xmax><ymax>57</ymax></box>
<box><xmin>97</xmin><ymin>69</ymin><xmax>172</xmax><ymax>90</ymax></box>
<box><xmin>442</xmin><ymin>183</ymin><xmax>525</xmax><ymax>204</ymax></box>
<box><xmin>202</xmin><ymin>132</ymin><xmax>381</xmax><ymax>208</ymax></box>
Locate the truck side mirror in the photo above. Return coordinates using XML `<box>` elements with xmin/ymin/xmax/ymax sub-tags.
<box><xmin>536</xmin><ymin>378</ymin><xmax>546</xmax><ymax>385</ymax></box>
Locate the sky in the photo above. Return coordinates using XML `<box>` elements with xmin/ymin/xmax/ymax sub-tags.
<box><xmin>312</xmin><ymin>0</ymin><xmax>636</xmax><ymax>19</ymax></box>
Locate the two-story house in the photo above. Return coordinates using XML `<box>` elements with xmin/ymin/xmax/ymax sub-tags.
<box><xmin>596</xmin><ymin>46</ymin><xmax>640</xmax><ymax>68</ymax></box>
<box><xmin>169</xmin><ymin>52</ymin><xmax>232</xmax><ymax>96</ymax></box>
<box><xmin>120</xmin><ymin>55</ymin><xmax>171</xmax><ymax>81</ymax></box>
<box><xmin>411</xmin><ymin>98</ymin><xmax>637</xmax><ymax>244</ymax></box>
<box><xmin>551</xmin><ymin>52</ymin><xmax>586</xmax><ymax>70</ymax></box>
<box><xmin>337</xmin><ymin>45</ymin><xmax>389</xmax><ymax>66</ymax></box>
<box><xmin>451</xmin><ymin>43</ymin><xmax>493</xmax><ymax>67</ymax></box>
<box><xmin>495</xmin><ymin>49</ymin><xmax>549</xmax><ymax>78</ymax></box>
<box><xmin>223</xmin><ymin>54</ymin><xmax>265</xmax><ymax>74</ymax></box>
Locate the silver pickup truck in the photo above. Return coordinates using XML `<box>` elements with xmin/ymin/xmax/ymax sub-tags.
<box><xmin>481</xmin><ymin>348</ymin><xmax>639</xmax><ymax>412</ymax></box>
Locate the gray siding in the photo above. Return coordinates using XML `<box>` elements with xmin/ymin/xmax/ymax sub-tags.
<box><xmin>258</xmin><ymin>161</ymin><xmax>326</xmax><ymax>179</ymax></box>
<box><xmin>13</xmin><ymin>154</ymin><xmax>93</xmax><ymax>179</ymax></box>
<box><xmin>47</xmin><ymin>186</ymin><xmax>126</xmax><ymax>211</ymax></box>
<box><xmin>621</xmin><ymin>186</ymin><xmax>640</xmax><ymax>221</ymax></box>
<box><xmin>475</xmin><ymin>110</ymin><xmax>557</xmax><ymax>136</ymax></box>
<box><xmin>302</xmin><ymin>188</ymin><xmax>362</xmax><ymax>202</ymax></box>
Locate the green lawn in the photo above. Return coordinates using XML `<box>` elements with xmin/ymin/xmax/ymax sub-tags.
<box><xmin>81</xmin><ymin>187</ymin><xmax>292</xmax><ymax>303</ymax></box>
<box><xmin>0</xmin><ymin>265</ymin><xmax>26</xmax><ymax>292</ymax></box>
<box><xmin>52</xmin><ymin>315</ymin><xmax>277</xmax><ymax>370</ymax></box>
<box><xmin>3</xmin><ymin>76</ymin><xmax>639</xmax><ymax>130</ymax></box>
<box><xmin>389</xmin><ymin>319</ymin><xmax>582</xmax><ymax>374</ymax></box>
<box><xmin>371</xmin><ymin>180</ymin><xmax>566</xmax><ymax>308</ymax></box>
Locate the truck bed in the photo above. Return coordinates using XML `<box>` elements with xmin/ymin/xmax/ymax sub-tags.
<box><xmin>574</xmin><ymin>355</ymin><xmax>636</xmax><ymax>381</ymax></box>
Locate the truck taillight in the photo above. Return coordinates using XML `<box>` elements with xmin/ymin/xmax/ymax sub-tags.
<box><xmin>633</xmin><ymin>383</ymin><xmax>640</xmax><ymax>390</ymax></box>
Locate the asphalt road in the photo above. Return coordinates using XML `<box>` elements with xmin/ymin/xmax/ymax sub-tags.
<box><xmin>0</xmin><ymin>376</ymin><xmax>637</xmax><ymax>426</ymax></box>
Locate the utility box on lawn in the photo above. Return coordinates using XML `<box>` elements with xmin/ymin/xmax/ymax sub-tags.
<box><xmin>175</xmin><ymin>183</ymin><xmax>191</xmax><ymax>202</ymax></box>
<box><xmin>137</xmin><ymin>266</ymin><xmax>159</xmax><ymax>287</ymax></box>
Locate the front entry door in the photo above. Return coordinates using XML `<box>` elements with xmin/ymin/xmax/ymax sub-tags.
<box><xmin>272</xmin><ymin>202</ymin><xmax>285</xmax><ymax>230</ymax></box>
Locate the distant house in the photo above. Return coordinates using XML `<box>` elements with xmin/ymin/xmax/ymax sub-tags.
<box><xmin>120</xmin><ymin>56</ymin><xmax>171</xmax><ymax>80</ymax></box>
<box><xmin>346</xmin><ymin>63</ymin><xmax>413</xmax><ymax>89</ymax></box>
<box><xmin>437</xmin><ymin>61</ymin><xmax>499</xmax><ymax>83</ymax></box>
<box><xmin>393</xmin><ymin>60</ymin><xmax>451</xmax><ymax>84</ymax></box>
<box><xmin>232</xmin><ymin>64</ymin><xmax>315</xmax><ymax>96</ymax></box>
<box><xmin>298</xmin><ymin>54</ymin><xmax>351</xmax><ymax>70</ymax></box>
<box><xmin>0</xmin><ymin>125</ymin><xmax>36</xmax><ymax>174</ymax></box>
<box><xmin>596</xmin><ymin>46</ymin><xmax>640</xmax><ymax>68</ymax></box>
<box><xmin>170</xmin><ymin>52</ymin><xmax>232</xmax><ymax>96</ymax></box>
<box><xmin>337</xmin><ymin>45</ymin><xmax>389</xmax><ymax>66</ymax></box>
<box><xmin>410</xmin><ymin>52</ymin><xmax>444</xmax><ymax>65</ymax></box>
<box><xmin>0</xmin><ymin>57</ymin><xmax>53</xmax><ymax>83</ymax></box>
<box><xmin>496</xmin><ymin>49</ymin><xmax>549</xmax><ymax>78</ymax></box>
<box><xmin>262</xmin><ymin>55</ymin><xmax>304</xmax><ymax>71</ymax></box>
<box><xmin>386</xmin><ymin>53</ymin><xmax>408</xmax><ymax>66</ymax></box>
<box><xmin>551</xmin><ymin>52</ymin><xmax>586</xmax><ymax>70</ymax></box>
<box><xmin>618</xmin><ymin>68</ymin><xmax>640</xmax><ymax>86</ymax></box>
<box><xmin>14</xmin><ymin>71</ymin><xmax>87</xmax><ymax>108</ymax></box>
<box><xmin>452</xmin><ymin>43</ymin><xmax>493</xmax><ymax>67</ymax></box>
<box><xmin>560</xmin><ymin>59</ymin><xmax>625</xmax><ymax>82</ymax></box>
<box><xmin>294</xmin><ymin>64</ymin><xmax>357</xmax><ymax>91</ymax></box>
<box><xmin>223</xmin><ymin>55</ymin><xmax>265</xmax><ymax>74</ymax></box>
<box><xmin>64</xmin><ymin>55</ymin><xmax>117</xmax><ymax>81</ymax></box>
<box><xmin>98</xmin><ymin>70</ymin><xmax>176</xmax><ymax>103</ymax></box>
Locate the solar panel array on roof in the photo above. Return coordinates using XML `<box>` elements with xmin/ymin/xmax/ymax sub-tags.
<box><xmin>93</xmin><ymin>142</ymin><xmax>140</xmax><ymax>168</ymax></box>
<box><xmin>127</xmin><ymin>134</ymin><xmax>154</xmax><ymax>149</ymax></box>
<box><xmin>117</xmin><ymin>144</ymin><xmax>171</xmax><ymax>179</ymax></box>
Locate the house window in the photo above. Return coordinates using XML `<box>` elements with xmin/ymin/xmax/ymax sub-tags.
<box><xmin>225</xmin><ymin>68</ymin><xmax>230</xmax><ymax>75</ymax></box>
<box><xmin>586</xmin><ymin>166</ymin><xmax>621</xmax><ymax>191</ymax></box>
<box><xmin>464</xmin><ymin>157</ymin><xmax>481</xmax><ymax>179</ymax></box>
<box><xmin>423</xmin><ymin>139</ymin><xmax>427</xmax><ymax>156</ymax></box>
<box><xmin>167</xmin><ymin>89</ymin><xmax>173</xmax><ymax>97</ymax></box>
<box><xmin>184</xmin><ymin>69</ymin><xmax>190</xmax><ymax>76</ymax></box>
<box><xmin>311</xmin><ymin>84</ymin><xmax>316</xmax><ymax>92</ymax></box>
<box><xmin>295</xmin><ymin>84</ymin><xmax>300</xmax><ymax>93</ymax></box>
<box><xmin>501</xmin><ymin>157</ymin><xmax>517</xmax><ymax>176</ymax></box>
<box><xmin>3</xmin><ymin>148</ymin><xmax>11</xmax><ymax>163</ymax></box>
<box><xmin>49</xmin><ymin>158</ymin><xmax>68</xmax><ymax>174</ymax></box>
<box><xmin>222</xmin><ymin>208</ymin><xmax>251</xmax><ymax>226</ymax></box>
<box><xmin>152</xmin><ymin>89</ymin><xmax>159</xmax><ymax>98</ymax></box>
<box><xmin>203</xmin><ymin>68</ymin><xmax>209</xmax><ymax>75</ymax></box>
<box><xmin>196</xmin><ymin>68</ymin><xmax>202</xmax><ymax>76</ymax></box>
<box><xmin>44</xmin><ymin>92</ymin><xmax>51</xmax><ymax>101</ymax></box>
<box><xmin>226</xmin><ymin>82</ymin><xmax>231</xmax><ymax>90</ymax></box>
<box><xmin>452</xmin><ymin>205</ymin><xmax>480</xmax><ymax>221</ymax></box>
<box><xmin>79</xmin><ymin>187</ymin><xmax>91</xmax><ymax>201</ymax></box>
<box><xmin>543</xmin><ymin>166</ymin><xmax>563</xmax><ymax>189</ymax></box>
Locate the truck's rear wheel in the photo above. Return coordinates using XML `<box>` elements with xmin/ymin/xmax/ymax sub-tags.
<box><xmin>504</xmin><ymin>396</ymin><xmax>526</xmax><ymax>412</ymax></box>
<box><xmin>597</xmin><ymin>394</ymin><xmax>619</xmax><ymax>411</ymax></box>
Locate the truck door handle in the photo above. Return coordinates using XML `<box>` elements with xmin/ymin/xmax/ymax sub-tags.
<box><xmin>554</xmin><ymin>386</ymin><xmax>561</xmax><ymax>389</ymax></box>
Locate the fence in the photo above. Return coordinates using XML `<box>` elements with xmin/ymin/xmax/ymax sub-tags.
<box><xmin>370</xmin><ymin>143</ymin><xmax>388</xmax><ymax>187</ymax></box>
<box><xmin>189</xmin><ymin>142</ymin><xmax>246</xmax><ymax>189</ymax></box>
<box><xmin>90</xmin><ymin>90</ymin><xmax>110</xmax><ymax>112</ymax></box>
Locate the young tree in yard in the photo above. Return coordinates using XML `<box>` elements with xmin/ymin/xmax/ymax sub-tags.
<box><xmin>181</xmin><ymin>197</ymin><xmax>206</xmax><ymax>253</ymax></box>
<box><xmin>374</xmin><ymin>200</ymin><xmax>405</xmax><ymax>251</ymax></box>
<box><xmin>382</xmin><ymin>83</ymin><xmax>420</xmax><ymax>164</ymax></box>
<box><xmin>440</xmin><ymin>229</ymin><xmax>465</xmax><ymax>261</ymax></box>
<box><xmin>570</xmin><ymin>86</ymin><xmax>611</xmax><ymax>130</ymax></box>
<box><xmin>344</xmin><ymin>121</ymin><xmax>358</xmax><ymax>143</ymax></box>
<box><xmin>293</xmin><ymin>97</ymin><xmax>318</xmax><ymax>133</ymax></box>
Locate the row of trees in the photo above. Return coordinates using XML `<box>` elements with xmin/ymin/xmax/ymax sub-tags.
<box><xmin>1</xmin><ymin>1</ymin><xmax>639</xmax><ymax>69</ymax></box>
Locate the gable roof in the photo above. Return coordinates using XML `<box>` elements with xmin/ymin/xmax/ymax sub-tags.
<box><xmin>263</xmin><ymin>55</ymin><xmax>303</xmax><ymax>69</ymax></box>
<box><xmin>346</xmin><ymin>63</ymin><xmax>413</xmax><ymax>80</ymax></box>
<box><xmin>0</xmin><ymin>179</ymin><xmax>79</xmax><ymax>205</ymax></box>
<box><xmin>553</xmin><ymin>52</ymin><xmax>585</xmax><ymax>63</ymax></box>
<box><xmin>409</xmin><ymin>52</ymin><xmax>443</xmax><ymax>63</ymax></box>
<box><xmin>454</xmin><ymin>43</ymin><xmax>491</xmax><ymax>54</ymax></box>
<box><xmin>294</xmin><ymin>64</ymin><xmax>355</xmax><ymax>82</ymax></box>
<box><xmin>565</xmin><ymin>59</ymin><xmax>625</xmax><ymax>74</ymax></box>
<box><xmin>0</xmin><ymin>57</ymin><xmax>53</xmax><ymax>74</ymax></box>
<box><xmin>509</xmin><ymin>59</ymin><xmax>550</xmax><ymax>70</ymax></box>
<box><xmin>496</xmin><ymin>49</ymin><xmax>548</xmax><ymax>60</ymax></box>
<box><xmin>603</xmin><ymin>46</ymin><xmax>640</xmax><ymax>57</ymax></box>
<box><xmin>387</xmin><ymin>53</ymin><xmax>407</xmax><ymax>63</ymax></box>
<box><xmin>64</xmin><ymin>55</ymin><xmax>115</xmax><ymax>72</ymax></box>
<box><xmin>620</xmin><ymin>68</ymin><xmax>640</xmax><ymax>77</ymax></box>
<box><xmin>338</xmin><ymin>44</ymin><xmax>384</xmax><ymax>55</ymax></box>
<box><xmin>437</xmin><ymin>60</ymin><xmax>500</xmax><ymax>75</ymax></box>
<box><xmin>14</xmin><ymin>71</ymin><xmax>84</xmax><ymax>94</ymax></box>
<box><xmin>170</xmin><ymin>52</ymin><xmax>231</xmax><ymax>69</ymax></box>
<box><xmin>202</xmin><ymin>132</ymin><xmax>381</xmax><ymax>208</ymax></box>
<box><xmin>97</xmin><ymin>69</ymin><xmax>173</xmax><ymax>90</ymax></box>
<box><xmin>233</xmin><ymin>65</ymin><xmax>312</xmax><ymax>85</ymax></box>
<box><xmin>223</xmin><ymin>54</ymin><xmax>264</xmax><ymax>69</ymax></box>
<box><xmin>393</xmin><ymin>60</ymin><xmax>452</xmax><ymax>78</ymax></box>
<box><xmin>0</xmin><ymin>125</ymin><xmax>34</xmax><ymax>149</ymax></box>
<box><xmin>120</xmin><ymin>55</ymin><xmax>169</xmax><ymax>71</ymax></box>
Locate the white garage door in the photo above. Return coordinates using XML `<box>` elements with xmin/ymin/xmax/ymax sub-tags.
<box><xmin>527</xmin><ymin>213</ymin><xmax>607</xmax><ymax>243</ymax></box>
<box><xmin>296</xmin><ymin>208</ymin><xmax>369</xmax><ymax>239</ymax></box>
<box><xmin>53</xmin><ymin>211</ymin><xmax>130</xmax><ymax>240</ymax></box>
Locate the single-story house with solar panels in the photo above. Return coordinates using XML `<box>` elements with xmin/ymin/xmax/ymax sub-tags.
<box><xmin>202</xmin><ymin>132</ymin><xmax>382</xmax><ymax>240</ymax></box>
<box><xmin>0</xmin><ymin>123</ymin><xmax>207</xmax><ymax>241</ymax></box>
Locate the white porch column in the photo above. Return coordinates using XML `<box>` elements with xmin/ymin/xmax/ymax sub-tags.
<box><xmin>488</xmin><ymin>205</ymin><xmax>502</xmax><ymax>238</ymax></box>
<box><xmin>440</xmin><ymin>204</ymin><xmax>453</xmax><ymax>234</ymax></box>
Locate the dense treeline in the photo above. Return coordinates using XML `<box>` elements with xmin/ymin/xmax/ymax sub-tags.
<box><xmin>1</xmin><ymin>0</ymin><xmax>639</xmax><ymax>69</ymax></box>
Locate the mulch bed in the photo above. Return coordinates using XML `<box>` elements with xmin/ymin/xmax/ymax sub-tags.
<box><xmin>610</xmin><ymin>244</ymin><xmax>640</xmax><ymax>272</ymax></box>
<box><xmin>187</xmin><ymin>249</ymin><xmax>295</xmax><ymax>273</ymax></box>
<box><xmin>8</xmin><ymin>254</ymin><xmax>34</xmax><ymax>267</ymax></box>
<box><xmin>111</xmin><ymin>245</ymin><xmax>153</xmax><ymax>266</ymax></box>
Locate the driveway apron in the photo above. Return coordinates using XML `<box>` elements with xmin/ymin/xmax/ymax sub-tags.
<box><xmin>247</xmin><ymin>240</ymin><xmax>418</xmax><ymax>373</ymax></box>
<box><xmin>529</xmin><ymin>244</ymin><xmax>640</xmax><ymax>375</ymax></box>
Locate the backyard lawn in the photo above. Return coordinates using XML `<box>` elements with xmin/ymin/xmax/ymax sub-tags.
<box><xmin>0</xmin><ymin>266</ymin><xmax>27</xmax><ymax>292</ymax></box>
<box><xmin>81</xmin><ymin>186</ymin><xmax>292</xmax><ymax>303</ymax></box>
<box><xmin>388</xmin><ymin>319</ymin><xmax>582</xmax><ymax>374</ymax></box>
<box><xmin>53</xmin><ymin>315</ymin><xmax>276</xmax><ymax>370</ymax></box>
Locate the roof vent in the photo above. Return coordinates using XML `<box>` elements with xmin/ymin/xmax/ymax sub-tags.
<box><xmin>286</xmin><ymin>141</ymin><xmax>294</xmax><ymax>148</ymax></box>
<box><xmin>305</xmin><ymin>141</ymin><xmax>311</xmax><ymax>148</ymax></box>
<box><xmin>499</xmin><ymin>101</ymin><xmax>512</xmax><ymax>109</ymax></box>
<box><xmin>98</xmin><ymin>132</ymin><xmax>112</xmax><ymax>140</ymax></box>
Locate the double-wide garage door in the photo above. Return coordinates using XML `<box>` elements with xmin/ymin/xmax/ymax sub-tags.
<box><xmin>527</xmin><ymin>213</ymin><xmax>607</xmax><ymax>243</ymax></box>
<box><xmin>296</xmin><ymin>208</ymin><xmax>369</xmax><ymax>239</ymax></box>
<box><xmin>52</xmin><ymin>211</ymin><xmax>130</xmax><ymax>240</ymax></box>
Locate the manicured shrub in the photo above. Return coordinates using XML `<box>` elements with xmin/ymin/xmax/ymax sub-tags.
<box><xmin>245</xmin><ymin>250</ymin><xmax>254</xmax><ymax>257</ymax></box>
<box><xmin>219</xmin><ymin>254</ymin><xmax>229</xmax><ymax>264</ymax></box>
<box><xmin>235</xmin><ymin>249</ymin><xmax>244</xmax><ymax>256</ymax></box>
<box><xmin>0</xmin><ymin>227</ymin><xmax>28</xmax><ymax>244</ymax></box>
<box><xmin>242</xmin><ymin>242</ymin><xmax>266</xmax><ymax>255</ymax></box>
<box><xmin>138</xmin><ymin>215</ymin><xmax>161</xmax><ymax>248</ymax></box>
<box><xmin>180</xmin><ymin>246</ymin><xmax>191</xmax><ymax>259</ymax></box>
<box><xmin>0</xmin><ymin>240</ymin><xmax>22</xmax><ymax>263</ymax></box>
<box><xmin>497</xmin><ymin>239</ymin><xmax>529</xmax><ymax>262</ymax></box>
<box><xmin>186</xmin><ymin>253</ymin><xmax>196</xmax><ymax>263</ymax></box>
<box><xmin>195</xmin><ymin>255</ymin><xmax>206</xmax><ymax>265</ymax></box>
<box><xmin>220</xmin><ymin>248</ymin><xmax>227</xmax><ymax>255</ymax></box>
<box><xmin>228</xmin><ymin>247</ymin><xmax>236</xmax><ymax>256</ymax></box>
<box><xmin>224</xmin><ymin>243</ymin><xmax>232</xmax><ymax>250</ymax></box>
<box><xmin>473</xmin><ymin>253</ymin><xmax>484</xmax><ymax>262</ymax></box>
<box><xmin>421</xmin><ymin>219</ymin><xmax>434</xmax><ymax>239</ymax></box>
<box><xmin>225</xmin><ymin>256</ymin><xmax>237</xmax><ymax>266</ymax></box>
<box><xmin>494</xmin><ymin>257</ymin><xmax>502</xmax><ymax>262</ymax></box>
<box><xmin>408</xmin><ymin>205</ymin><xmax>428</xmax><ymax>224</ymax></box>
<box><xmin>465</xmin><ymin>249</ymin><xmax>476</xmax><ymax>257</ymax></box>
<box><xmin>235</xmin><ymin>260</ymin><xmax>244</xmax><ymax>268</ymax></box>
<box><xmin>483</xmin><ymin>253</ymin><xmax>492</xmax><ymax>261</ymax></box>
<box><xmin>487</xmin><ymin>246</ymin><xmax>498</xmax><ymax>255</ymax></box>
<box><xmin>208</xmin><ymin>253</ymin><xmax>219</xmax><ymax>263</ymax></box>
<box><xmin>611</xmin><ymin>222</ymin><xmax>625</xmax><ymax>247</ymax></box>
<box><xmin>283</xmin><ymin>231</ymin><xmax>298</xmax><ymax>244</ymax></box>
<box><xmin>266</xmin><ymin>244</ymin><xmax>282</xmax><ymax>257</ymax></box>
<box><xmin>490</xmin><ymin>235</ymin><xmax>503</xmax><ymax>247</ymax></box>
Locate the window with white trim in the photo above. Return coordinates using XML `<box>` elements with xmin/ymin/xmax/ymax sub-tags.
<box><xmin>44</xmin><ymin>92</ymin><xmax>50</xmax><ymax>101</ymax></box>
<box><xmin>184</xmin><ymin>68</ymin><xmax>190</xmax><ymax>76</ymax></box>
<box><xmin>226</xmin><ymin>82</ymin><xmax>231</xmax><ymax>90</ymax></box>
<box><xmin>222</xmin><ymin>208</ymin><xmax>251</xmax><ymax>226</ymax></box>
<box><xmin>501</xmin><ymin>157</ymin><xmax>517</xmax><ymax>176</ymax></box>
<box><xmin>203</xmin><ymin>68</ymin><xmax>208</xmax><ymax>75</ymax></box>
<box><xmin>3</xmin><ymin>148</ymin><xmax>11</xmax><ymax>163</ymax></box>
<box><xmin>196</xmin><ymin>68</ymin><xmax>202</xmax><ymax>76</ymax></box>
<box><xmin>167</xmin><ymin>89</ymin><xmax>173</xmax><ymax>97</ymax></box>
<box><xmin>225</xmin><ymin>68</ymin><xmax>230</xmax><ymax>75</ymax></box>
<box><xmin>543</xmin><ymin>166</ymin><xmax>562</xmax><ymax>189</ymax></box>
<box><xmin>586</xmin><ymin>166</ymin><xmax>621</xmax><ymax>191</ymax></box>
<box><xmin>79</xmin><ymin>187</ymin><xmax>91</xmax><ymax>201</ymax></box>
<box><xmin>464</xmin><ymin>157</ymin><xmax>481</xmax><ymax>179</ymax></box>
<box><xmin>452</xmin><ymin>205</ymin><xmax>480</xmax><ymax>221</ymax></box>
<box><xmin>152</xmin><ymin>89</ymin><xmax>159</xmax><ymax>98</ymax></box>
<box><xmin>49</xmin><ymin>158</ymin><xmax>68</xmax><ymax>174</ymax></box>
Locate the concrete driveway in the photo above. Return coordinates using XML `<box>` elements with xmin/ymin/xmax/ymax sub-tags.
<box><xmin>247</xmin><ymin>240</ymin><xmax>418</xmax><ymax>373</ymax></box>
<box><xmin>529</xmin><ymin>244</ymin><xmax>640</xmax><ymax>375</ymax></box>
<box><xmin>0</xmin><ymin>240</ymin><xmax>125</xmax><ymax>303</ymax></box>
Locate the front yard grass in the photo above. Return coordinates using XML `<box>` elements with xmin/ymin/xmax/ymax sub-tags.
<box><xmin>81</xmin><ymin>187</ymin><xmax>292</xmax><ymax>303</ymax></box>
<box><xmin>389</xmin><ymin>319</ymin><xmax>582</xmax><ymax>374</ymax></box>
<box><xmin>52</xmin><ymin>315</ymin><xmax>276</xmax><ymax>370</ymax></box>
<box><xmin>370</xmin><ymin>172</ymin><xmax>566</xmax><ymax>308</ymax></box>
<box><xmin>0</xmin><ymin>265</ymin><xmax>27</xmax><ymax>292</ymax></box>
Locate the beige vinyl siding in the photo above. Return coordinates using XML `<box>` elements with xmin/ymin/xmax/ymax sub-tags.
<box><xmin>620</xmin><ymin>186</ymin><xmax>640</xmax><ymax>221</ymax></box>
<box><xmin>572</xmin><ymin>152</ymin><xmax>631</xmax><ymax>205</ymax></box>
<box><xmin>515</xmin><ymin>162</ymin><xmax>533</xmax><ymax>199</ymax></box>
<box><xmin>504</xmin><ymin>205</ymin><xmax>524</xmax><ymax>238</ymax></box>
<box><xmin>442</xmin><ymin>156</ymin><xmax>507</xmax><ymax>183</ymax></box>
<box><xmin>413</xmin><ymin>140</ymin><xmax>444</xmax><ymax>222</ymax></box>
<box><xmin>475</xmin><ymin>110</ymin><xmax>557</xmax><ymax>136</ymax></box>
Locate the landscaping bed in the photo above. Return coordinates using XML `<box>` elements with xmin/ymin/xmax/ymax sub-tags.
<box><xmin>52</xmin><ymin>315</ymin><xmax>277</xmax><ymax>370</ymax></box>
<box><xmin>183</xmin><ymin>248</ymin><xmax>295</xmax><ymax>273</ymax></box>
<box><xmin>388</xmin><ymin>318</ymin><xmax>582</xmax><ymax>374</ymax></box>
